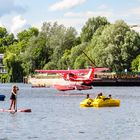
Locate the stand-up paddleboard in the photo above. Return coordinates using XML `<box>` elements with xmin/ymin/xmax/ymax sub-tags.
<box><xmin>0</xmin><ymin>108</ymin><xmax>32</xmax><ymax>113</ymax></box>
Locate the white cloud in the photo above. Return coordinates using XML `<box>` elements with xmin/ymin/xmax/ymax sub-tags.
<box><xmin>48</xmin><ymin>18</ymin><xmax>85</xmax><ymax>33</ymax></box>
<box><xmin>0</xmin><ymin>21</ymin><xmax>4</xmax><ymax>27</ymax></box>
<box><xmin>50</xmin><ymin>18</ymin><xmax>84</xmax><ymax>26</ymax></box>
<box><xmin>98</xmin><ymin>4</ymin><xmax>108</xmax><ymax>10</ymax></box>
<box><xmin>49</xmin><ymin>0</ymin><xmax>86</xmax><ymax>11</ymax></box>
<box><xmin>134</xmin><ymin>27</ymin><xmax>140</xmax><ymax>33</ymax></box>
<box><xmin>130</xmin><ymin>7</ymin><xmax>140</xmax><ymax>15</ymax></box>
<box><xmin>64</xmin><ymin>11</ymin><xmax>112</xmax><ymax>19</ymax></box>
<box><xmin>11</xmin><ymin>15</ymin><xmax>31</xmax><ymax>35</ymax></box>
<box><xmin>48</xmin><ymin>10</ymin><xmax>113</xmax><ymax>33</ymax></box>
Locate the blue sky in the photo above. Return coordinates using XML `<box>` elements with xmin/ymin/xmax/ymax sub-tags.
<box><xmin>0</xmin><ymin>0</ymin><xmax>140</xmax><ymax>35</ymax></box>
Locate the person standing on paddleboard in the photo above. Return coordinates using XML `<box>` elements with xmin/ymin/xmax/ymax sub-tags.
<box><xmin>9</xmin><ymin>85</ymin><xmax>19</xmax><ymax>110</ymax></box>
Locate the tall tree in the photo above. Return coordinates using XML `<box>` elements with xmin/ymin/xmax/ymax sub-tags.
<box><xmin>3</xmin><ymin>27</ymin><xmax>39</xmax><ymax>82</ymax></box>
<box><xmin>21</xmin><ymin>34</ymin><xmax>51</xmax><ymax>75</ymax></box>
<box><xmin>40</xmin><ymin>22</ymin><xmax>77</xmax><ymax>69</ymax></box>
<box><xmin>17</xmin><ymin>27</ymin><xmax>39</xmax><ymax>42</ymax></box>
<box><xmin>69</xmin><ymin>42</ymin><xmax>90</xmax><ymax>69</ymax></box>
<box><xmin>80</xmin><ymin>16</ymin><xmax>110</xmax><ymax>43</ymax></box>
<box><xmin>0</xmin><ymin>27</ymin><xmax>15</xmax><ymax>53</ymax></box>
<box><xmin>89</xmin><ymin>20</ymin><xmax>140</xmax><ymax>72</ymax></box>
<box><xmin>3</xmin><ymin>44</ymin><xmax>23</xmax><ymax>82</ymax></box>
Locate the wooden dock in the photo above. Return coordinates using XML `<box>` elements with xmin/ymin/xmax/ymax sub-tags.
<box><xmin>92</xmin><ymin>78</ymin><xmax>140</xmax><ymax>86</ymax></box>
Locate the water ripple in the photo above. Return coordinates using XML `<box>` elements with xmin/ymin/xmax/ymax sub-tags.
<box><xmin>0</xmin><ymin>84</ymin><xmax>140</xmax><ymax>140</ymax></box>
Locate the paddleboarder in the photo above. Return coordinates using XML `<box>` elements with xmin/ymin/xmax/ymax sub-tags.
<box><xmin>9</xmin><ymin>85</ymin><xmax>19</xmax><ymax>110</ymax></box>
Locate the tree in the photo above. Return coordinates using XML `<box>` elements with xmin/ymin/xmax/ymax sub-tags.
<box><xmin>40</xmin><ymin>22</ymin><xmax>77</xmax><ymax>69</ymax></box>
<box><xmin>0</xmin><ymin>27</ymin><xmax>15</xmax><ymax>53</ymax></box>
<box><xmin>89</xmin><ymin>20</ymin><xmax>140</xmax><ymax>72</ymax></box>
<box><xmin>3</xmin><ymin>27</ymin><xmax>39</xmax><ymax>81</ymax></box>
<box><xmin>17</xmin><ymin>27</ymin><xmax>39</xmax><ymax>42</ymax></box>
<box><xmin>80</xmin><ymin>16</ymin><xmax>110</xmax><ymax>42</ymax></box>
<box><xmin>57</xmin><ymin>50</ymin><xmax>71</xmax><ymax>69</ymax></box>
<box><xmin>21</xmin><ymin>34</ymin><xmax>51</xmax><ymax>74</ymax></box>
<box><xmin>131</xmin><ymin>55</ymin><xmax>140</xmax><ymax>72</ymax></box>
<box><xmin>69</xmin><ymin>42</ymin><xmax>90</xmax><ymax>69</ymax></box>
<box><xmin>3</xmin><ymin>46</ymin><xmax>23</xmax><ymax>82</ymax></box>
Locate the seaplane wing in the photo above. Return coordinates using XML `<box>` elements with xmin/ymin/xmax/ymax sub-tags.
<box><xmin>35</xmin><ymin>69</ymin><xmax>89</xmax><ymax>74</ymax></box>
<box><xmin>35</xmin><ymin>67</ymin><xmax>109</xmax><ymax>82</ymax></box>
<box><xmin>35</xmin><ymin>67</ymin><xmax>109</xmax><ymax>74</ymax></box>
<box><xmin>35</xmin><ymin>68</ymin><xmax>94</xmax><ymax>82</ymax></box>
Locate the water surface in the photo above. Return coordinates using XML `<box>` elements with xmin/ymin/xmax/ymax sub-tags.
<box><xmin>0</xmin><ymin>84</ymin><xmax>140</xmax><ymax>140</ymax></box>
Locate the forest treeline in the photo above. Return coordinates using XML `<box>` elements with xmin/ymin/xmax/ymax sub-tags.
<box><xmin>1</xmin><ymin>16</ymin><xmax>140</xmax><ymax>82</ymax></box>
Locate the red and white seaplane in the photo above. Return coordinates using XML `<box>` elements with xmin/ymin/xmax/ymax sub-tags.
<box><xmin>35</xmin><ymin>67</ymin><xmax>109</xmax><ymax>91</ymax></box>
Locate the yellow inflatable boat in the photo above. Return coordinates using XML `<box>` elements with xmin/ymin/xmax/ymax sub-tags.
<box><xmin>80</xmin><ymin>97</ymin><xmax>120</xmax><ymax>107</ymax></box>
<box><xmin>92</xmin><ymin>98</ymin><xmax>120</xmax><ymax>107</ymax></box>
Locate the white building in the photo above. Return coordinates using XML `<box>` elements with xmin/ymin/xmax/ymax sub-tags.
<box><xmin>0</xmin><ymin>54</ymin><xmax>7</xmax><ymax>73</ymax></box>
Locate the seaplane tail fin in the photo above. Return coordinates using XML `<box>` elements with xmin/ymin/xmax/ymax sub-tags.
<box><xmin>85</xmin><ymin>67</ymin><xmax>94</xmax><ymax>80</ymax></box>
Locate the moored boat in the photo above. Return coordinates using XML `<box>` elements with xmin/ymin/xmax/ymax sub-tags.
<box><xmin>0</xmin><ymin>95</ymin><xmax>5</xmax><ymax>101</ymax></box>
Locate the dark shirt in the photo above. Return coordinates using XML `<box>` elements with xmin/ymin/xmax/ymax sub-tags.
<box><xmin>10</xmin><ymin>92</ymin><xmax>16</xmax><ymax>100</ymax></box>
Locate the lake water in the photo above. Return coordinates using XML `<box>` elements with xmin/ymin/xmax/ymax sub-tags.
<box><xmin>0</xmin><ymin>83</ymin><xmax>140</xmax><ymax>140</ymax></box>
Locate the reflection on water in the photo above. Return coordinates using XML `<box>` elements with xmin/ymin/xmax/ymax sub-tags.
<box><xmin>0</xmin><ymin>84</ymin><xmax>140</xmax><ymax>140</ymax></box>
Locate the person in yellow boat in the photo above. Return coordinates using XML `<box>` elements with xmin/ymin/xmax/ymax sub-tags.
<box><xmin>86</xmin><ymin>94</ymin><xmax>94</xmax><ymax>105</ymax></box>
<box><xmin>96</xmin><ymin>93</ymin><xmax>102</xmax><ymax>99</ymax></box>
<box><xmin>108</xmin><ymin>94</ymin><xmax>112</xmax><ymax>99</ymax></box>
<box><xmin>96</xmin><ymin>92</ymin><xmax>106</xmax><ymax>99</ymax></box>
<box><xmin>86</xmin><ymin>94</ymin><xmax>90</xmax><ymax>99</ymax></box>
<box><xmin>103</xmin><ymin>94</ymin><xmax>112</xmax><ymax>101</ymax></box>
<box><xmin>86</xmin><ymin>94</ymin><xmax>93</xmax><ymax>100</ymax></box>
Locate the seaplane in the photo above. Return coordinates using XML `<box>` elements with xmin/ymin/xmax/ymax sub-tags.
<box><xmin>35</xmin><ymin>67</ymin><xmax>109</xmax><ymax>91</ymax></box>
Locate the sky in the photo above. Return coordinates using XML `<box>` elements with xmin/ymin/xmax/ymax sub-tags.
<box><xmin>0</xmin><ymin>0</ymin><xmax>140</xmax><ymax>35</ymax></box>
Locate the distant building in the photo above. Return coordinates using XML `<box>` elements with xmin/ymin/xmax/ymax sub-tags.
<box><xmin>0</xmin><ymin>54</ymin><xmax>7</xmax><ymax>74</ymax></box>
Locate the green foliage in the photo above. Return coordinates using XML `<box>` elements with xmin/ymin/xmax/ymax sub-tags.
<box><xmin>80</xmin><ymin>16</ymin><xmax>110</xmax><ymax>42</ymax></box>
<box><xmin>40</xmin><ymin>22</ymin><xmax>77</xmax><ymax>69</ymax></box>
<box><xmin>88</xmin><ymin>20</ymin><xmax>140</xmax><ymax>72</ymax></box>
<box><xmin>0</xmin><ymin>27</ymin><xmax>7</xmax><ymax>38</ymax></box>
<box><xmin>43</xmin><ymin>61</ymin><xmax>57</xmax><ymax>70</ymax></box>
<box><xmin>74</xmin><ymin>55</ymin><xmax>87</xmax><ymax>69</ymax></box>
<box><xmin>3</xmin><ymin>51</ymin><xmax>23</xmax><ymax>82</ymax></box>
<box><xmin>69</xmin><ymin>42</ymin><xmax>90</xmax><ymax>68</ymax></box>
<box><xmin>3</xmin><ymin>28</ymin><xmax>39</xmax><ymax>82</ymax></box>
<box><xmin>17</xmin><ymin>27</ymin><xmax>39</xmax><ymax>41</ymax></box>
<box><xmin>57</xmin><ymin>50</ymin><xmax>71</xmax><ymax>69</ymax></box>
<box><xmin>0</xmin><ymin>27</ymin><xmax>15</xmax><ymax>53</ymax></box>
<box><xmin>2</xmin><ymin>17</ymin><xmax>140</xmax><ymax>82</ymax></box>
<box><xmin>0</xmin><ymin>73</ymin><xmax>10</xmax><ymax>83</ymax></box>
<box><xmin>131</xmin><ymin>55</ymin><xmax>140</xmax><ymax>72</ymax></box>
